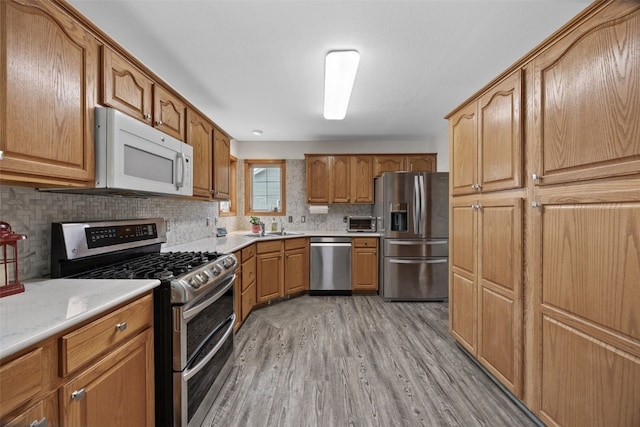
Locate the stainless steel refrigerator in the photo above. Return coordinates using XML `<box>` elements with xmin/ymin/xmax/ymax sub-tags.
<box><xmin>373</xmin><ymin>172</ymin><xmax>449</xmax><ymax>301</ymax></box>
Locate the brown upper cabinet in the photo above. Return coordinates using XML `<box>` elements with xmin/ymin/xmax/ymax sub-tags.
<box><xmin>212</xmin><ymin>128</ymin><xmax>231</xmax><ymax>200</ymax></box>
<box><xmin>373</xmin><ymin>154</ymin><xmax>437</xmax><ymax>177</ymax></box>
<box><xmin>102</xmin><ymin>46</ymin><xmax>154</xmax><ymax>126</ymax></box>
<box><xmin>186</xmin><ymin>109</ymin><xmax>213</xmax><ymax>199</ymax></box>
<box><xmin>153</xmin><ymin>85</ymin><xmax>186</xmax><ymax>142</ymax></box>
<box><xmin>450</xmin><ymin>70</ymin><xmax>523</xmax><ymax>196</ymax></box>
<box><xmin>104</xmin><ymin>46</ymin><xmax>187</xmax><ymax>142</ymax></box>
<box><xmin>306</xmin><ymin>153</ymin><xmax>435</xmax><ymax>204</ymax></box>
<box><xmin>531</xmin><ymin>6</ymin><xmax>640</xmax><ymax>186</ymax></box>
<box><xmin>1</xmin><ymin>0</ymin><xmax>98</xmax><ymax>186</ymax></box>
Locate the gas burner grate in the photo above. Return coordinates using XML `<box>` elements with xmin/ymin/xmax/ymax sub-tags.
<box><xmin>71</xmin><ymin>251</ymin><xmax>222</xmax><ymax>280</ymax></box>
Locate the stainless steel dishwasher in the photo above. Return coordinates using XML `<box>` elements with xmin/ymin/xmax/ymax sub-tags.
<box><xmin>310</xmin><ymin>237</ymin><xmax>352</xmax><ymax>295</ymax></box>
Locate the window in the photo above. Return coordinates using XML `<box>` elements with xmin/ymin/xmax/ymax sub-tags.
<box><xmin>244</xmin><ymin>159</ymin><xmax>286</xmax><ymax>216</ymax></box>
<box><xmin>219</xmin><ymin>156</ymin><xmax>237</xmax><ymax>216</ymax></box>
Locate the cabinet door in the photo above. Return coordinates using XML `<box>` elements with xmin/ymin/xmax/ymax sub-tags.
<box><xmin>1</xmin><ymin>0</ymin><xmax>98</xmax><ymax>184</ymax></box>
<box><xmin>477</xmin><ymin>198</ymin><xmax>523</xmax><ymax>398</ymax></box>
<box><xmin>449</xmin><ymin>201</ymin><xmax>477</xmax><ymax>354</ymax></box>
<box><xmin>212</xmin><ymin>128</ymin><xmax>231</xmax><ymax>200</ymax></box>
<box><xmin>102</xmin><ymin>47</ymin><xmax>153</xmax><ymax>125</ymax></box>
<box><xmin>352</xmin><ymin>247</ymin><xmax>378</xmax><ymax>292</ymax></box>
<box><xmin>306</xmin><ymin>155</ymin><xmax>331</xmax><ymax>203</ymax></box>
<box><xmin>241</xmin><ymin>283</ymin><xmax>256</xmax><ymax>322</ymax></box>
<box><xmin>284</xmin><ymin>247</ymin><xmax>308</xmax><ymax>295</ymax></box>
<box><xmin>351</xmin><ymin>155</ymin><xmax>374</xmax><ymax>203</ymax></box>
<box><xmin>478</xmin><ymin>70</ymin><xmax>522</xmax><ymax>192</ymax></box>
<box><xmin>449</xmin><ymin>103</ymin><xmax>477</xmax><ymax>196</ymax></box>
<box><xmin>406</xmin><ymin>154</ymin><xmax>436</xmax><ymax>173</ymax></box>
<box><xmin>60</xmin><ymin>329</ymin><xmax>154</xmax><ymax>427</ymax></box>
<box><xmin>532</xmin><ymin>3</ymin><xmax>640</xmax><ymax>186</ymax></box>
<box><xmin>330</xmin><ymin>155</ymin><xmax>351</xmax><ymax>203</ymax></box>
<box><xmin>153</xmin><ymin>85</ymin><xmax>186</xmax><ymax>141</ymax></box>
<box><xmin>374</xmin><ymin>155</ymin><xmax>405</xmax><ymax>177</ymax></box>
<box><xmin>186</xmin><ymin>109</ymin><xmax>212</xmax><ymax>199</ymax></box>
<box><xmin>256</xmin><ymin>252</ymin><xmax>283</xmax><ymax>303</ymax></box>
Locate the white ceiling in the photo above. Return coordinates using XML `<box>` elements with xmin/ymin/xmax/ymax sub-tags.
<box><xmin>69</xmin><ymin>0</ymin><xmax>591</xmax><ymax>144</ymax></box>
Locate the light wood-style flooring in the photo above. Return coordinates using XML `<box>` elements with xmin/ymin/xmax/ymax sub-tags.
<box><xmin>204</xmin><ymin>295</ymin><xmax>536</xmax><ymax>427</ymax></box>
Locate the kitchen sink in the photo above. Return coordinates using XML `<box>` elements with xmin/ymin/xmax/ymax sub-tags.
<box><xmin>243</xmin><ymin>231</ymin><xmax>303</xmax><ymax>238</ymax></box>
<box><xmin>266</xmin><ymin>231</ymin><xmax>303</xmax><ymax>236</ymax></box>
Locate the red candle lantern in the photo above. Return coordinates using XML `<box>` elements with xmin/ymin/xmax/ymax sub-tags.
<box><xmin>0</xmin><ymin>221</ymin><xmax>27</xmax><ymax>298</ymax></box>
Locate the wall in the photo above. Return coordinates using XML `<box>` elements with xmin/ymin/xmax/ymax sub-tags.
<box><xmin>0</xmin><ymin>185</ymin><xmax>218</xmax><ymax>280</ymax></box>
<box><xmin>217</xmin><ymin>159</ymin><xmax>373</xmax><ymax>233</ymax></box>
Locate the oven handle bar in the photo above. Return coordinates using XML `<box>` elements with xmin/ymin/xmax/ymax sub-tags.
<box><xmin>183</xmin><ymin>315</ymin><xmax>235</xmax><ymax>382</ymax></box>
<box><xmin>182</xmin><ymin>274</ymin><xmax>235</xmax><ymax>322</ymax></box>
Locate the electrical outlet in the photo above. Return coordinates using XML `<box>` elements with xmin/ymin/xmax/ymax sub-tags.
<box><xmin>166</xmin><ymin>219</ymin><xmax>171</xmax><ymax>231</ymax></box>
<box><xmin>288</xmin><ymin>216</ymin><xmax>293</xmax><ymax>223</ymax></box>
<box><xmin>301</xmin><ymin>216</ymin><xmax>306</xmax><ymax>223</ymax></box>
<box><xmin>206</xmin><ymin>217</ymin><xmax>211</xmax><ymax>227</ymax></box>
<box><xmin>343</xmin><ymin>216</ymin><xmax>347</xmax><ymax>223</ymax></box>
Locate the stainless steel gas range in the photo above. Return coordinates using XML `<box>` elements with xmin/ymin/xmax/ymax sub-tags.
<box><xmin>50</xmin><ymin>218</ymin><xmax>237</xmax><ymax>427</ymax></box>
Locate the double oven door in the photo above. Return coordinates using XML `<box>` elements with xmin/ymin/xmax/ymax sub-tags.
<box><xmin>170</xmin><ymin>273</ymin><xmax>235</xmax><ymax>426</ymax></box>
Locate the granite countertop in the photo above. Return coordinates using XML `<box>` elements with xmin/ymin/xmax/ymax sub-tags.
<box><xmin>0</xmin><ymin>278</ymin><xmax>159</xmax><ymax>360</ymax></box>
<box><xmin>163</xmin><ymin>230</ymin><xmax>382</xmax><ymax>254</ymax></box>
<box><xmin>2</xmin><ymin>230</ymin><xmax>378</xmax><ymax>360</ymax></box>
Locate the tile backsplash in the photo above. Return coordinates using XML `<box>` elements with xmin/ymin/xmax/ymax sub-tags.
<box><xmin>1</xmin><ymin>159</ymin><xmax>373</xmax><ymax>280</ymax></box>
<box><xmin>0</xmin><ymin>185</ymin><xmax>217</xmax><ymax>280</ymax></box>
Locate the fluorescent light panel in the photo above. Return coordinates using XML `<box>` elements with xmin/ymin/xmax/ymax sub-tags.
<box><xmin>324</xmin><ymin>50</ymin><xmax>360</xmax><ymax>120</ymax></box>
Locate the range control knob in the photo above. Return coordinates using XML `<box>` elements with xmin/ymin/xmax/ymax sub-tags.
<box><xmin>196</xmin><ymin>273</ymin><xmax>208</xmax><ymax>284</ymax></box>
<box><xmin>210</xmin><ymin>265</ymin><xmax>222</xmax><ymax>276</ymax></box>
<box><xmin>189</xmin><ymin>277</ymin><xmax>202</xmax><ymax>289</ymax></box>
<box><xmin>222</xmin><ymin>258</ymin><xmax>235</xmax><ymax>269</ymax></box>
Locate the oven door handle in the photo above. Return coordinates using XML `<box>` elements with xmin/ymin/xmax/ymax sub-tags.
<box><xmin>182</xmin><ymin>274</ymin><xmax>235</xmax><ymax>322</ymax></box>
<box><xmin>183</xmin><ymin>315</ymin><xmax>235</xmax><ymax>382</ymax></box>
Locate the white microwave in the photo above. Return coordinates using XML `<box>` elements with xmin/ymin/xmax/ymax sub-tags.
<box><xmin>94</xmin><ymin>107</ymin><xmax>193</xmax><ymax>197</ymax></box>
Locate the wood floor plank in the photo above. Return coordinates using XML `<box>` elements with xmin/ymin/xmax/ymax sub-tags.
<box><xmin>204</xmin><ymin>295</ymin><xmax>537</xmax><ymax>427</ymax></box>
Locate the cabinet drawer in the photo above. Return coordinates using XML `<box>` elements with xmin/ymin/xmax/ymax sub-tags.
<box><xmin>257</xmin><ymin>240</ymin><xmax>282</xmax><ymax>254</ymax></box>
<box><xmin>353</xmin><ymin>237</ymin><xmax>378</xmax><ymax>248</ymax></box>
<box><xmin>0</xmin><ymin>347</ymin><xmax>43</xmax><ymax>416</ymax></box>
<box><xmin>60</xmin><ymin>293</ymin><xmax>153</xmax><ymax>376</ymax></box>
<box><xmin>284</xmin><ymin>237</ymin><xmax>307</xmax><ymax>250</ymax></box>
<box><xmin>242</xmin><ymin>244</ymin><xmax>256</xmax><ymax>260</ymax></box>
<box><xmin>242</xmin><ymin>259</ymin><xmax>256</xmax><ymax>291</ymax></box>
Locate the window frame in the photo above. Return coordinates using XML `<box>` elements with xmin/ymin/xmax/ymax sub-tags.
<box><xmin>244</xmin><ymin>159</ymin><xmax>286</xmax><ymax>217</ymax></box>
<box><xmin>219</xmin><ymin>155</ymin><xmax>237</xmax><ymax>217</ymax></box>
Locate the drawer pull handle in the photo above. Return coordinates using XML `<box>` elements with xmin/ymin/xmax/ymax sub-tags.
<box><xmin>30</xmin><ymin>417</ymin><xmax>47</xmax><ymax>427</ymax></box>
<box><xmin>115</xmin><ymin>322</ymin><xmax>128</xmax><ymax>332</ymax></box>
<box><xmin>71</xmin><ymin>389</ymin><xmax>86</xmax><ymax>401</ymax></box>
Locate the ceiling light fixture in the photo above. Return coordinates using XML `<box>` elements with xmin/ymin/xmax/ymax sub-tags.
<box><xmin>323</xmin><ymin>50</ymin><xmax>360</xmax><ymax>120</ymax></box>
<box><xmin>252</xmin><ymin>129</ymin><xmax>263</xmax><ymax>136</ymax></box>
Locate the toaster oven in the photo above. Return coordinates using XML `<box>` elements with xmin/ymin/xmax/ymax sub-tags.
<box><xmin>347</xmin><ymin>216</ymin><xmax>376</xmax><ymax>232</ymax></box>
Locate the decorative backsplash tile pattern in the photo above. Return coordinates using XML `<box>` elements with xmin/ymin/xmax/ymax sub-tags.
<box><xmin>0</xmin><ymin>185</ymin><xmax>217</xmax><ymax>279</ymax></box>
<box><xmin>217</xmin><ymin>159</ymin><xmax>373</xmax><ymax>233</ymax></box>
<box><xmin>1</xmin><ymin>159</ymin><xmax>374</xmax><ymax>280</ymax></box>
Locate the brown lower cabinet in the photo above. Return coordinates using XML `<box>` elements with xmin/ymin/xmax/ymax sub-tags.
<box><xmin>0</xmin><ymin>292</ymin><xmax>154</xmax><ymax>427</ymax></box>
<box><xmin>351</xmin><ymin>237</ymin><xmax>378</xmax><ymax>292</ymax></box>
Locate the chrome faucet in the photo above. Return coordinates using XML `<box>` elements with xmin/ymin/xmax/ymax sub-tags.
<box><xmin>278</xmin><ymin>217</ymin><xmax>285</xmax><ymax>234</ymax></box>
<box><xmin>259</xmin><ymin>222</ymin><xmax>265</xmax><ymax>236</ymax></box>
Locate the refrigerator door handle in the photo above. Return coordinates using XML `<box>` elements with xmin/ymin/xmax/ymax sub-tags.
<box><xmin>388</xmin><ymin>258</ymin><xmax>448</xmax><ymax>264</ymax></box>
<box><xmin>413</xmin><ymin>175</ymin><xmax>420</xmax><ymax>235</ymax></box>
<box><xmin>418</xmin><ymin>174</ymin><xmax>425</xmax><ymax>236</ymax></box>
<box><xmin>387</xmin><ymin>239</ymin><xmax>448</xmax><ymax>246</ymax></box>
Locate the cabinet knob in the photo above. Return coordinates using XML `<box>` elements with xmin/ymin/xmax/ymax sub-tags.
<box><xmin>0</xmin><ymin>150</ymin><xmax>3</xmax><ymax>160</ymax></box>
<box><xmin>115</xmin><ymin>322</ymin><xmax>128</xmax><ymax>332</ymax></box>
<box><xmin>71</xmin><ymin>388</ymin><xmax>86</xmax><ymax>401</ymax></box>
<box><xmin>144</xmin><ymin>114</ymin><xmax>152</xmax><ymax>120</ymax></box>
<box><xmin>531</xmin><ymin>202</ymin><xmax>542</xmax><ymax>208</ymax></box>
<box><xmin>531</xmin><ymin>173</ymin><xmax>539</xmax><ymax>180</ymax></box>
<box><xmin>156</xmin><ymin>120</ymin><xmax>163</xmax><ymax>126</ymax></box>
